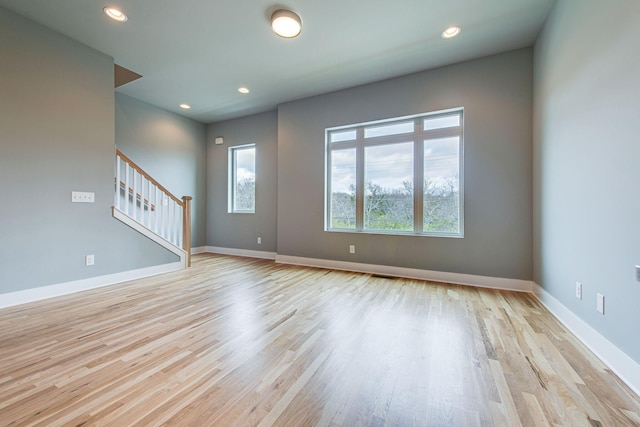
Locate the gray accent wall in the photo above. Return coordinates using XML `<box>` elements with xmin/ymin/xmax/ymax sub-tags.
<box><xmin>207</xmin><ymin>111</ymin><xmax>278</xmax><ymax>252</ymax></box>
<box><xmin>277</xmin><ymin>49</ymin><xmax>533</xmax><ymax>279</ymax></box>
<box><xmin>115</xmin><ymin>94</ymin><xmax>207</xmax><ymax>247</ymax></box>
<box><xmin>534</xmin><ymin>0</ymin><xmax>640</xmax><ymax>363</ymax></box>
<box><xmin>0</xmin><ymin>7</ymin><xmax>177</xmax><ymax>294</ymax></box>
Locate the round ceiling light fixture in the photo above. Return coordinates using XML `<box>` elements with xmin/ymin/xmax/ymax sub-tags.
<box><xmin>441</xmin><ymin>26</ymin><xmax>461</xmax><ymax>39</ymax></box>
<box><xmin>103</xmin><ymin>7</ymin><xmax>128</xmax><ymax>22</ymax></box>
<box><xmin>179</xmin><ymin>104</ymin><xmax>191</xmax><ymax>110</ymax></box>
<box><xmin>238</xmin><ymin>87</ymin><xmax>250</xmax><ymax>94</ymax></box>
<box><xmin>271</xmin><ymin>9</ymin><xmax>302</xmax><ymax>38</ymax></box>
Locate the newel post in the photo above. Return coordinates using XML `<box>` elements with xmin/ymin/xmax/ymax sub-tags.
<box><xmin>182</xmin><ymin>196</ymin><xmax>193</xmax><ymax>267</ymax></box>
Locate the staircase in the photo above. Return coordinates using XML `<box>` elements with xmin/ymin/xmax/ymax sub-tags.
<box><xmin>112</xmin><ymin>148</ymin><xmax>192</xmax><ymax>267</ymax></box>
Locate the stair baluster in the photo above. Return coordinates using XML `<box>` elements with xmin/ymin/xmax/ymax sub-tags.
<box><xmin>113</xmin><ymin>149</ymin><xmax>192</xmax><ymax>267</ymax></box>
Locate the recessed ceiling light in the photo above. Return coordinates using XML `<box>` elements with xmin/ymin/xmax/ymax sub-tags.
<box><xmin>442</xmin><ymin>26</ymin><xmax>461</xmax><ymax>39</ymax></box>
<box><xmin>238</xmin><ymin>87</ymin><xmax>250</xmax><ymax>94</ymax></box>
<box><xmin>271</xmin><ymin>9</ymin><xmax>302</xmax><ymax>38</ymax></box>
<box><xmin>179</xmin><ymin>104</ymin><xmax>191</xmax><ymax>110</ymax></box>
<box><xmin>103</xmin><ymin>7</ymin><xmax>128</xmax><ymax>22</ymax></box>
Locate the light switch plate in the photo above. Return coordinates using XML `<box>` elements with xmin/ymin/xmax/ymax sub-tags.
<box><xmin>72</xmin><ymin>191</ymin><xmax>95</xmax><ymax>203</ymax></box>
<box><xmin>596</xmin><ymin>293</ymin><xmax>605</xmax><ymax>314</ymax></box>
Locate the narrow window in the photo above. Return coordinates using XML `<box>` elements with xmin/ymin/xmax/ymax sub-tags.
<box><xmin>229</xmin><ymin>144</ymin><xmax>255</xmax><ymax>213</ymax></box>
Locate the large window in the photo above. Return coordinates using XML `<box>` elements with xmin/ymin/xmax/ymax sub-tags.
<box><xmin>228</xmin><ymin>144</ymin><xmax>255</xmax><ymax>213</ymax></box>
<box><xmin>326</xmin><ymin>109</ymin><xmax>463</xmax><ymax>237</ymax></box>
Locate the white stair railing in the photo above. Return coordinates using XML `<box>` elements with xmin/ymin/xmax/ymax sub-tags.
<box><xmin>113</xmin><ymin>149</ymin><xmax>192</xmax><ymax>267</ymax></box>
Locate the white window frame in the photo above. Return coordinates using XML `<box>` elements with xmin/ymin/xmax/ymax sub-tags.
<box><xmin>325</xmin><ymin>108</ymin><xmax>464</xmax><ymax>237</ymax></box>
<box><xmin>228</xmin><ymin>143</ymin><xmax>256</xmax><ymax>214</ymax></box>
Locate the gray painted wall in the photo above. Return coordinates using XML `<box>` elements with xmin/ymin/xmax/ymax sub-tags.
<box><xmin>207</xmin><ymin>111</ymin><xmax>278</xmax><ymax>252</ymax></box>
<box><xmin>115</xmin><ymin>94</ymin><xmax>207</xmax><ymax>247</ymax></box>
<box><xmin>277</xmin><ymin>49</ymin><xmax>533</xmax><ymax>279</ymax></box>
<box><xmin>533</xmin><ymin>0</ymin><xmax>640</xmax><ymax>363</ymax></box>
<box><xmin>0</xmin><ymin>7</ymin><xmax>177</xmax><ymax>294</ymax></box>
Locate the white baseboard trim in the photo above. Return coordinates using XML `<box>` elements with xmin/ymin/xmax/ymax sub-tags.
<box><xmin>533</xmin><ymin>283</ymin><xmax>640</xmax><ymax>396</ymax></box>
<box><xmin>191</xmin><ymin>246</ymin><xmax>207</xmax><ymax>255</ymax></box>
<box><xmin>275</xmin><ymin>255</ymin><xmax>533</xmax><ymax>293</ymax></box>
<box><xmin>0</xmin><ymin>261</ymin><xmax>184</xmax><ymax>309</ymax></box>
<box><xmin>205</xmin><ymin>246</ymin><xmax>277</xmax><ymax>260</ymax></box>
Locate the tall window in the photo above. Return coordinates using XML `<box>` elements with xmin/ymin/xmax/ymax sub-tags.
<box><xmin>229</xmin><ymin>144</ymin><xmax>255</xmax><ymax>213</ymax></box>
<box><xmin>326</xmin><ymin>109</ymin><xmax>463</xmax><ymax>237</ymax></box>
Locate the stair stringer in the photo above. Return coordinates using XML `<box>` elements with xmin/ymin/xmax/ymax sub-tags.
<box><xmin>112</xmin><ymin>206</ymin><xmax>188</xmax><ymax>268</ymax></box>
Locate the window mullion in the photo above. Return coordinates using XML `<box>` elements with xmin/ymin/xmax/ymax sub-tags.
<box><xmin>233</xmin><ymin>151</ymin><xmax>238</xmax><ymax>210</ymax></box>
<box><xmin>325</xmin><ymin>145</ymin><xmax>332</xmax><ymax>229</ymax></box>
<box><xmin>355</xmin><ymin>129</ymin><xmax>365</xmax><ymax>230</ymax></box>
<box><xmin>227</xmin><ymin>149</ymin><xmax>232</xmax><ymax>213</ymax></box>
<box><xmin>414</xmin><ymin>134</ymin><xmax>424</xmax><ymax>234</ymax></box>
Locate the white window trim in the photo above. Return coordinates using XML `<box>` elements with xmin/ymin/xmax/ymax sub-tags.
<box><xmin>228</xmin><ymin>143</ymin><xmax>256</xmax><ymax>214</ymax></box>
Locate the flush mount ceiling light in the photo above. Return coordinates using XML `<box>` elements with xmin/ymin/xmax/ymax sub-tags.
<box><xmin>179</xmin><ymin>104</ymin><xmax>191</xmax><ymax>110</ymax></box>
<box><xmin>271</xmin><ymin>9</ymin><xmax>302</xmax><ymax>38</ymax></box>
<box><xmin>103</xmin><ymin>6</ymin><xmax>128</xmax><ymax>22</ymax></box>
<box><xmin>442</xmin><ymin>25</ymin><xmax>461</xmax><ymax>39</ymax></box>
<box><xmin>238</xmin><ymin>87</ymin><xmax>250</xmax><ymax>94</ymax></box>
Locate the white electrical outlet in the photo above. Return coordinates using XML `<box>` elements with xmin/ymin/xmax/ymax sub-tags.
<box><xmin>71</xmin><ymin>191</ymin><xmax>95</xmax><ymax>203</ymax></box>
<box><xmin>575</xmin><ymin>282</ymin><xmax>582</xmax><ymax>300</ymax></box>
<box><xmin>85</xmin><ymin>254</ymin><xmax>95</xmax><ymax>266</ymax></box>
<box><xmin>596</xmin><ymin>293</ymin><xmax>605</xmax><ymax>314</ymax></box>
<box><xmin>257</xmin><ymin>237</ymin><xmax>262</xmax><ymax>244</ymax></box>
<box><xmin>349</xmin><ymin>245</ymin><xmax>355</xmax><ymax>254</ymax></box>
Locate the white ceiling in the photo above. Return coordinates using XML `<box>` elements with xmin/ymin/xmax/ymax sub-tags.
<box><xmin>0</xmin><ymin>0</ymin><xmax>555</xmax><ymax>123</ymax></box>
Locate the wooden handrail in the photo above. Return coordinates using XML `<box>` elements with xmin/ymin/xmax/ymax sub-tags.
<box><xmin>116</xmin><ymin>149</ymin><xmax>183</xmax><ymax>206</ymax></box>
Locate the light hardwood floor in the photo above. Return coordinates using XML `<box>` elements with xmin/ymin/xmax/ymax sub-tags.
<box><xmin>1</xmin><ymin>254</ymin><xmax>639</xmax><ymax>426</ymax></box>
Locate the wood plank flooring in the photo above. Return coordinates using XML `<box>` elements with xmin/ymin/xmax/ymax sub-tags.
<box><xmin>1</xmin><ymin>254</ymin><xmax>639</xmax><ymax>426</ymax></box>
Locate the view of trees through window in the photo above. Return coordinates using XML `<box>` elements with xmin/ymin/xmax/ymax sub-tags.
<box><xmin>423</xmin><ymin>136</ymin><xmax>460</xmax><ymax>233</ymax></box>
<box><xmin>326</xmin><ymin>109</ymin><xmax>463</xmax><ymax>236</ymax></box>
<box><xmin>330</xmin><ymin>148</ymin><xmax>356</xmax><ymax>228</ymax></box>
<box><xmin>229</xmin><ymin>144</ymin><xmax>255</xmax><ymax>213</ymax></box>
<box><xmin>364</xmin><ymin>142</ymin><xmax>413</xmax><ymax>230</ymax></box>
<box><xmin>235</xmin><ymin>175</ymin><xmax>255</xmax><ymax>211</ymax></box>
